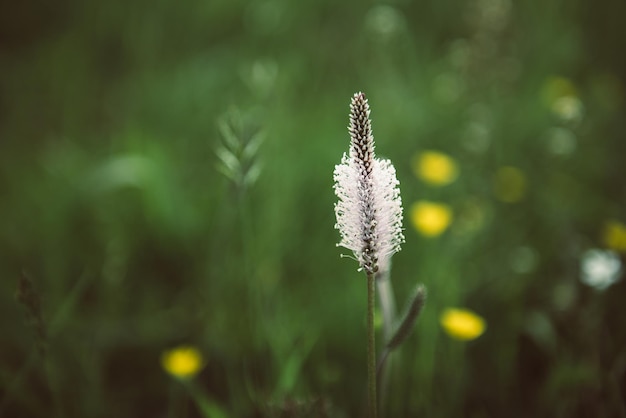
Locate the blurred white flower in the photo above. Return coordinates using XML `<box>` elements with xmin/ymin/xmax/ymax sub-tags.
<box><xmin>365</xmin><ymin>5</ymin><xmax>404</xmax><ymax>38</ymax></box>
<box><xmin>544</xmin><ymin>127</ymin><xmax>576</xmax><ymax>156</ymax></box>
<box><xmin>552</xmin><ymin>95</ymin><xmax>583</xmax><ymax>123</ymax></box>
<box><xmin>580</xmin><ymin>249</ymin><xmax>622</xmax><ymax>290</ymax></box>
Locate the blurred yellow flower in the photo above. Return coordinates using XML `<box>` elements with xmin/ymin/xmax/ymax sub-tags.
<box><xmin>494</xmin><ymin>166</ymin><xmax>526</xmax><ymax>203</ymax></box>
<box><xmin>410</xmin><ymin>201</ymin><xmax>453</xmax><ymax>237</ymax></box>
<box><xmin>604</xmin><ymin>220</ymin><xmax>626</xmax><ymax>252</ymax></box>
<box><xmin>440</xmin><ymin>308</ymin><xmax>486</xmax><ymax>341</ymax></box>
<box><xmin>412</xmin><ymin>151</ymin><xmax>458</xmax><ymax>186</ymax></box>
<box><xmin>161</xmin><ymin>345</ymin><xmax>204</xmax><ymax>379</ymax></box>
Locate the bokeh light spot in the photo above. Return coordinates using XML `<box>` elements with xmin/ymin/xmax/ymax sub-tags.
<box><xmin>410</xmin><ymin>201</ymin><xmax>453</xmax><ymax>237</ymax></box>
<box><xmin>412</xmin><ymin>151</ymin><xmax>458</xmax><ymax>186</ymax></box>
<box><xmin>542</xmin><ymin>76</ymin><xmax>577</xmax><ymax>104</ymax></box>
<box><xmin>161</xmin><ymin>346</ymin><xmax>205</xmax><ymax>380</ymax></box>
<box><xmin>544</xmin><ymin>127</ymin><xmax>576</xmax><ymax>156</ymax></box>
<box><xmin>542</xmin><ymin>76</ymin><xmax>584</xmax><ymax>122</ymax></box>
<box><xmin>580</xmin><ymin>249</ymin><xmax>622</xmax><ymax>291</ymax></box>
<box><xmin>603</xmin><ymin>220</ymin><xmax>626</xmax><ymax>252</ymax></box>
<box><xmin>440</xmin><ymin>308</ymin><xmax>486</xmax><ymax>341</ymax></box>
<box><xmin>365</xmin><ymin>5</ymin><xmax>403</xmax><ymax>38</ymax></box>
<box><xmin>552</xmin><ymin>96</ymin><xmax>584</xmax><ymax>122</ymax></box>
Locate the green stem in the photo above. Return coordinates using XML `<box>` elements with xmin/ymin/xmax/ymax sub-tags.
<box><xmin>367</xmin><ymin>271</ymin><xmax>378</xmax><ymax>418</ymax></box>
<box><xmin>238</xmin><ymin>190</ymin><xmax>259</xmax><ymax>345</ymax></box>
<box><xmin>375</xmin><ymin>269</ymin><xmax>395</xmax><ymax>411</ymax></box>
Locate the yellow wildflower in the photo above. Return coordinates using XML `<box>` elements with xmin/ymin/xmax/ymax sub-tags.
<box><xmin>410</xmin><ymin>201</ymin><xmax>453</xmax><ymax>237</ymax></box>
<box><xmin>604</xmin><ymin>220</ymin><xmax>626</xmax><ymax>252</ymax></box>
<box><xmin>440</xmin><ymin>308</ymin><xmax>486</xmax><ymax>341</ymax></box>
<box><xmin>161</xmin><ymin>345</ymin><xmax>205</xmax><ymax>379</ymax></box>
<box><xmin>412</xmin><ymin>151</ymin><xmax>458</xmax><ymax>186</ymax></box>
<box><xmin>494</xmin><ymin>166</ymin><xmax>526</xmax><ymax>203</ymax></box>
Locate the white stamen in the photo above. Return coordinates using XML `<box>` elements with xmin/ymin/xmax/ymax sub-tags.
<box><xmin>333</xmin><ymin>92</ymin><xmax>405</xmax><ymax>274</ymax></box>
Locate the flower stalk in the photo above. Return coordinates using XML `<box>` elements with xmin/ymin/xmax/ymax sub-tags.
<box><xmin>334</xmin><ymin>92</ymin><xmax>405</xmax><ymax>417</ymax></box>
<box><xmin>367</xmin><ymin>271</ymin><xmax>377</xmax><ymax>417</ymax></box>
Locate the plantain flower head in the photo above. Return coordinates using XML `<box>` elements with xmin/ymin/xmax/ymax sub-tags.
<box><xmin>333</xmin><ymin>92</ymin><xmax>404</xmax><ymax>274</ymax></box>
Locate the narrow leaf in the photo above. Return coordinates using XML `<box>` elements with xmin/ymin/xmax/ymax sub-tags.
<box><xmin>217</xmin><ymin>118</ymin><xmax>240</xmax><ymax>152</ymax></box>
<box><xmin>241</xmin><ymin>131</ymin><xmax>264</xmax><ymax>161</ymax></box>
<box><xmin>216</xmin><ymin>146</ymin><xmax>241</xmax><ymax>175</ymax></box>
<box><xmin>386</xmin><ymin>284</ymin><xmax>427</xmax><ymax>351</ymax></box>
<box><xmin>243</xmin><ymin>161</ymin><xmax>263</xmax><ymax>187</ymax></box>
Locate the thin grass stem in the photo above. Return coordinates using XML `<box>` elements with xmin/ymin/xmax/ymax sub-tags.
<box><xmin>367</xmin><ymin>271</ymin><xmax>378</xmax><ymax>418</ymax></box>
<box><xmin>375</xmin><ymin>269</ymin><xmax>395</xmax><ymax>410</ymax></box>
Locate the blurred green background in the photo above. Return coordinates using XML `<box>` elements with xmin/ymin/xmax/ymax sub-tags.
<box><xmin>2</xmin><ymin>0</ymin><xmax>626</xmax><ymax>416</ymax></box>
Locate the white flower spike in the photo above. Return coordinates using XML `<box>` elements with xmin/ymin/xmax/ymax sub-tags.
<box><xmin>333</xmin><ymin>92</ymin><xmax>405</xmax><ymax>274</ymax></box>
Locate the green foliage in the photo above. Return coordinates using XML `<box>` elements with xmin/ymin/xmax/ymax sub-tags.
<box><xmin>1</xmin><ymin>0</ymin><xmax>626</xmax><ymax>416</ymax></box>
